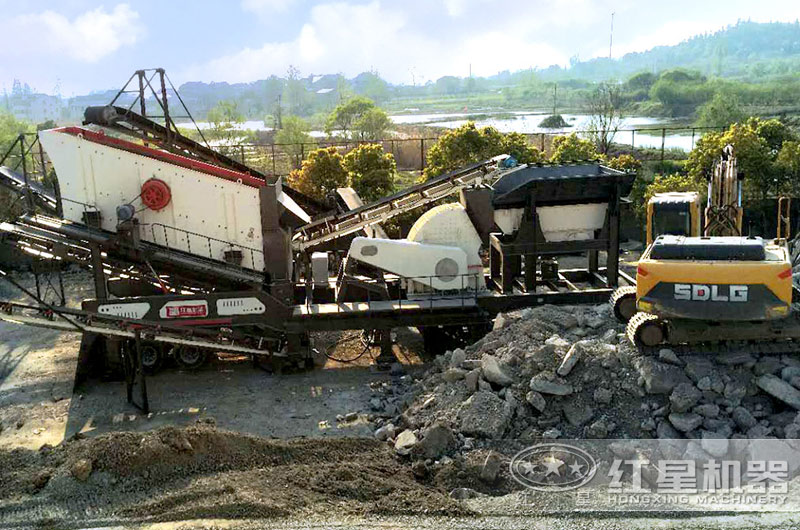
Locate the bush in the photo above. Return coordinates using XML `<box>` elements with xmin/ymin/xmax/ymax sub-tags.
<box><xmin>287</xmin><ymin>147</ymin><xmax>348</xmax><ymax>201</ymax></box>
<box><xmin>605</xmin><ymin>153</ymin><xmax>642</xmax><ymax>172</ymax></box>
<box><xmin>549</xmin><ymin>133</ymin><xmax>599</xmax><ymax>163</ymax></box>
<box><xmin>424</xmin><ymin>122</ymin><xmax>543</xmax><ymax>178</ymax></box>
<box><xmin>539</xmin><ymin>114</ymin><xmax>570</xmax><ymax>128</ymax></box>
<box><xmin>695</xmin><ymin>92</ymin><xmax>744</xmax><ymax>129</ymax></box>
<box><xmin>343</xmin><ymin>144</ymin><xmax>396</xmax><ymax>203</ymax></box>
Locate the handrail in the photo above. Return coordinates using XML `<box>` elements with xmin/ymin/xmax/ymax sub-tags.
<box><xmin>143</xmin><ymin>222</ymin><xmax>263</xmax><ymax>270</ymax></box>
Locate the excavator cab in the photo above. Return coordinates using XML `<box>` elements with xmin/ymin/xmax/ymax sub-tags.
<box><xmin>646</xmin><ymin>192</ymin><xmax>702</xmax><ymax>246</ymax></box>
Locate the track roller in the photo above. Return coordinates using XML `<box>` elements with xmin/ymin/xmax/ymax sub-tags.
<box><xmin>627</xmin><ymin>312</ymin><xmax>665</xmax><ymax>350</ymax></box>
<box><xmin>610</xmin><ymin>286</ymin><xmax>638</xmax><ymax>323</ymax></box>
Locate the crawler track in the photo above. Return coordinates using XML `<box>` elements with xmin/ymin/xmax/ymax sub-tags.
<box><xmin>627</xmin><ymin>310</ymin><xmax>800</xmax><ymax>356</ymax></box>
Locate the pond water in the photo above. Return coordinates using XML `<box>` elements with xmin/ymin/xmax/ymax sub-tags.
<box><xmin>187</xmin><ymin>111</ymin><xmax>702</xmax><ymax>152</ymax></box>
<box><xmin>390</xmin><ymin>111</ymin><xmax>700</xmax><ymax>152</ymax></box>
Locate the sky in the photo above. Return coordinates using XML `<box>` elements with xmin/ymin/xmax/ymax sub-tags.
<box><xmin>0</xmin><ymin>0</ymin><xmax>798</xmax><ymax>96</ymax></box>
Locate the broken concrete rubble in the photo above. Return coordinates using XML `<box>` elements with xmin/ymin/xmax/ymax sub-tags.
<box><xmin>379</xmin><ymin>303</ymin><xmax>800</xmax><ymax>461</ymax></box>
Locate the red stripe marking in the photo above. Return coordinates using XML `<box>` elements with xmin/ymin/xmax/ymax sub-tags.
<box><xmin>51</xmin><ymin>127</ymin><xmax>267</xmax><ymax>189</ymax></box>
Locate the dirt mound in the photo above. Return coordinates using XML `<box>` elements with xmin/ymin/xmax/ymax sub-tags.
<box><xmin>0</xmin><ymin>425</ymin><xmax>464</xmax><ymax>526</ymax></box>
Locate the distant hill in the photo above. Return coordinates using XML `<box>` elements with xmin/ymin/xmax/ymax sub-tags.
<box><xmin>536</xmin><ymin>21</ymin><xmax>800</xmax><ymax>82</ymax></box>
<box><xmin>5</xmin><ymin>21</ymin><xmax>800</xmax><ymax>124</ymax></box>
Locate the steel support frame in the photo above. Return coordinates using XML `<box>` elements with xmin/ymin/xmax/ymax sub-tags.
<box><xmin>489</xmin><ymin>180</ymin><xmax>622</xmax><ymax>293</ymax></box>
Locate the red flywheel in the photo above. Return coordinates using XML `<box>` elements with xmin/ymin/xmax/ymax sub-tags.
<box><xmin>141</xmin><ymin>178</ymin><xmax>171</xmax><ymax>211</ymax></box>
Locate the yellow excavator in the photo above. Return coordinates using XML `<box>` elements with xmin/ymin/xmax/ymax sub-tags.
<box><xmin>612</xmin><ymin>146</ymin><xmax>798</xmax><ymax>352</ymax></box>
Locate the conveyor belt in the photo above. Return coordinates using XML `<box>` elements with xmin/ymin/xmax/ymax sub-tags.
<box><xmin>293</xmin><ymin>155</ymin><xmax>515</xmax><ymax>251</ymax></box>
<box><xmin>0</xmin><ymin>165</ymin><xmax>58</xmax><ymax>213</ymax></box>
<box><xmin>1</xmin><ymin>215</ymin><xmax>266</xmax><ymax>288</ymax></box>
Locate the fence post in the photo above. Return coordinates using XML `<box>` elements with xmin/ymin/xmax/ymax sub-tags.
<box><xmin>660</xmin><ymin>128</ymin><xmax>666</xmax><ymax>162</ymax></box>
<box><xmin>631</xmin><ymin>130</ymin><xmax>635</xmax><ymax>149</ymax></box>
<box><xmin>420</xmin><ymin>138</ymin><xmax>425</xmax><ymax>171</ymax></box>
<box><xmin>691</xmin><ymin>128</ymin><xmax>696</xmax><ymax>150</ymax></box>
<box><xmin>540</xmin><ymin>133</ymin><xmax>545</xmax><ymax>151</ymax></box>
<box><xmin>271</xmin><ymin>144</ymin><xmax>276</xmax><ymax>175</ymax></box>
<box><xmin>240</xmin><ymin>145</ymin><xmax>245</xmax><ymax>164</ymax></box>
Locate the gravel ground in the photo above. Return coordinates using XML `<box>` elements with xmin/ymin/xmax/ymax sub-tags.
<box><xmin>5</xmin><ymin>267</ymin><xmax>800</xmax><ymax>528</ymax></box>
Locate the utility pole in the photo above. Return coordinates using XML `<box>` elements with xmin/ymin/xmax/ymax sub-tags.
<box><xmin>609</xmin><ymin>12</ymin><xmax>615</xmax><ymax>59</ymax></box>
<box><xmin>275</xmin><ymin>93</ymin><xmax>282</xmax><ymax>130</ymax></box>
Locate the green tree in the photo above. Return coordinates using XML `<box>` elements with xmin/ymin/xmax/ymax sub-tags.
<box><xmin>686</xmin><ymin>118</ymin><xmax>777</xmax><ymax>198</ymax></box>
<box><xmin>753</xmin><ymin>118</ymin><xmax>797</xmax><ymax>152</ymax></box>
<box><xmin>776</xmin><ymin>141</ymin><xmax>800</xmax><ymax>194</ymax></box>
<box><xmin>285</xmin><ymin>65</ymin><xmax>311</xmax><ymax>115</ymax></box>
<box><xmin>586</xmin><ymin>82</ymin><xmax>623</xmax><ymax>154</ymax></box>
<box><xmin>206</xmin><ymin>100</ymin><xmax>244</xmax><ymax>146</ymax></box>
<box><xmin>360</xmin><ymin>71</ymin><xmax>390</xmax><ymax>103</ymax></box>
<box><xmin>424</xmin><ymin>122</ymin><xmax>543</xmax><ymax>178</ymax></box>
<box><xmin>549</xmin><ymin>133</ymin><xmax>599</xmax><ymax>163</ymax></box>
<box><xmin>325</xmin><ymin>96</ymin><xmax>375</xmax><ymax>138</ymax></box>
<box><xmin>335</xmin><ymin>74</ymin><xmax>354</xmax><ymax>102</ymax></box>
<box><xmin>353</xmin><ymin>107</ymin><xmax>391</xmax><ymax>140</ymax></box>
<box><xmin>695</xmin><ymin>92</ymin><xmax>744</xmax><ymax>129</ymax></box>
<box><xmin>287</xmin><ymin>147</ymin><xmax>348</xmax><ymax>201</ymax></box>
<box><xmin>0</xmin><ymin>111</ymin><xmax>34</xmax><ymax>149</ymax></box>
<box><xmin>343</xmin><ymin>144</ymin><xmax>396</xmax><ymax>202</ymax></box>
<box><xmin>0</xmin><ymin>111</ymin><xmax>36</xmax><ymax>219</ymax></box>
<box><xmin>274</xmin><ymin>115</ymin><xmax>314</xmax><ymax>169</ymax></box>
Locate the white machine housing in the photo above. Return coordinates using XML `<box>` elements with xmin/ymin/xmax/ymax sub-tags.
<box><xmin>493</xmin><ymin>203</ymin><xmax>609</xmax><ymax>242</ymax></box>
<box><xmin>347</xmin><ymin>203</ymin><xmax>485</xmax><ymax>293</ymax></box>
<box><xmin>39</xmin><ymin>127</ymin><xmax>310</xmax><ymax>272</ymax></box>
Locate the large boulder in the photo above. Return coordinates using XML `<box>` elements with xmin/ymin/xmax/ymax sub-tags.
<box><xmin>70</xmin><ymin>459</ymin><xmax>92</xmax><ymax>482</ymax></box>
<box><xmin>458</xmin><ymin>391</ymin><xmax>511</xmax><ymax>439</ymax></box>
<box><xmin>757</xmin><ymin>375</ymin><xmax>800</xmax><ymax>410</ymax></box>
<box><xmin>668</xmin><ymin>412</ymin><xmax>703</xmax><ymax>433</ymax></box>
<box><xmin>529</xmin><ymin>372</ymin><xmax>573</xmax><ymax>396</ymax></box>
<box><xmin>394</xmin><ymin>430</ymin><xmax>418</xmax><ymax>455</ymax></box>
<box><xmin>414</xmin><ymin>423</ymin><xmax>457</xmax><ymax>459</ymax></box>
<box><xmin>669</xmin><ymin>383</ymin><xmax>702</xmax><ymax>413</ymax></box>
<box><xmin>481</xmin><ymin>354</ymin><xmax>514</xmax><ymax>387</ymax></box>
<box><xmin>636</xmin><ymin>358</ymin><xmax>691</xmax><ymax>394</ymax></box>
<box><xmin>557</xmin><ymin>341</ymin><xmax>586</xmax><ymax>376</ymax></box>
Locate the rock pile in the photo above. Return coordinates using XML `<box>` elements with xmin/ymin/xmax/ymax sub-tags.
<box><xmin>373</xmin><ymin>304</ymin><xmax>800</xmax><ymax>462</ymax></box>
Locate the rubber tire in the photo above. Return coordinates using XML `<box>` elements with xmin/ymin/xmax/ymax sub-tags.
<box><xmin>140</xmin><ymin>342</ymin><xmax>164</xmax><ymax>375</ymax></box>
<box><xmin>175</xmin><ymin>346</ymin><xmax>208</xmax><ymax>369</ymax></box>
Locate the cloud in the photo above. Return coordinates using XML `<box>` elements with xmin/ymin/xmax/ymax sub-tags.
<box><xmin>182</xmin><ymin>1</ymin><xmax>567</xmax><ymax>85</ymax></box>
<box><xmin>608</xmin><ymin>20</ymin><xmax>730</xmax><ymax>58</ymax></box>
<box><xmin>0</xmin><ymin>4</ymin><xmax>143</xmax><ymax>63</ymax></box>
<box><xmin>241</xmin><ymin>0</ymin><xmax>297</xmax><ymax>14</ymax></box>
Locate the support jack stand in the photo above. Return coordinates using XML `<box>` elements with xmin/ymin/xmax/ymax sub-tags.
<box><xmin>122</xmin><ymin>330</ymin><xmax>150</xmax><ymax>414</ymax></box>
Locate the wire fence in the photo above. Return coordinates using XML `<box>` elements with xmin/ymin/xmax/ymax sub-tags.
<box><xmin>210</xmin><ymin>125</ymin><xmax>726</xmax><ymax>178</ymax></box>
